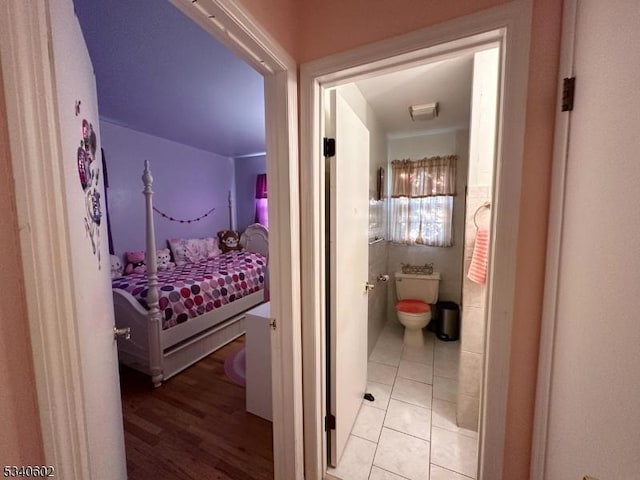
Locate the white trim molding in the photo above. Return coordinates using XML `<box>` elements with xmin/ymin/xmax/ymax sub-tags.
<box><xmin>0</xmin><ymin>2</ymin><xmax>91</xmax><ymax>477</ymax></box>
<box><xmin>2</xmin><ymin>0</ymin><xmax>303</xmax><ymax>478</ymax></box>
<box><xmin>530</xmin><ymin>0</ymin><xmax>577</xmax><ymax>478</ymax></box>
<box><xmin>300</xmin><ymin>2</ymin><xmax>532</xmax><ymax>478</ymax></box>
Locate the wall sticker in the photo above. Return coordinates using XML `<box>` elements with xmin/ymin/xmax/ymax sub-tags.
<box><xmin>77</xmin><ymin>109</ymin><xmax>102</xmax><ymax>269</ymax></box>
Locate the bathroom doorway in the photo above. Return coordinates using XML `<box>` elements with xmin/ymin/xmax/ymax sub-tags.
<box><xmin>300</xmin><ymin>6</ymin><xmax>532</xmax><ymax>478</ymax></box>
<box><xmin>323</xmin><ymin>45</ymin><xmax>499</xmax><ymax>480</ymax></box>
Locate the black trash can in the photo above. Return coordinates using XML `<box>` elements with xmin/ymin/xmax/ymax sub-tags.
<box><xmin>436</xmin><ymin>301</ymin><xmax>459</xmax><ymax>341</ymax></box>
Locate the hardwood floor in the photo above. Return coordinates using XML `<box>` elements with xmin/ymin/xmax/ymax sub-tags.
<box><xmin>120</xmin><ymin>336</ymin><xmax>274</xmax><ymax>480</ymax></box>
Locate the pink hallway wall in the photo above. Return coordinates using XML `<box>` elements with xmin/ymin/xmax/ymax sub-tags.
<box><xmin>238</xmin><ymin>0</ymin><xmax>562</xmax><ymax>478</ymax></box>
<box><xmin>0</xmin><ymin>64</ymin><xmax>45</xmax><ymax>463</ymax></box>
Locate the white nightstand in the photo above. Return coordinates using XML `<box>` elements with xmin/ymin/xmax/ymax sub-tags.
<box><xmin>245</xmin><ymin>302</ymin><xmax>272</xmax><ymax>421</ymax></box>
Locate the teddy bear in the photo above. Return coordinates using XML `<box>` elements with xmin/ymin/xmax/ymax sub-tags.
<box><xmin>217</xmin><ymin>230</ymin><xmax>242</xmax><ymax>254</ymax></box>
<box><xmin>110</xmin><ymin>254</ymin><xmax>124</xmax><ymax>279</ymax></box>
<box><xmin>124</xmin><ymin>251</ymin><xmax>146</xmax><ymax>275</ymax></box>
<box><xmin>156</xmin><ymin>248</ymin><xmax>175</xmax><ymax>271</ymax></box>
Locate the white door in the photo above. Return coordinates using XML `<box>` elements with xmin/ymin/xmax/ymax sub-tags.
<box><xmin>327</xmin><ymin>88</ymin><xmax>370</xmax><ymax>466</ymax></box>
<box><xmin>543</xmin><ymin>1</ymin><xmax>640</xmax><ymax>478</ymax></box>
<box><xmin>49</xmin><ymin>1</ymin><xmax>127</xmax><ymax>477</ymax></box>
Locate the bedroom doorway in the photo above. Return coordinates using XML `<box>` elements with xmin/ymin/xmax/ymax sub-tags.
<box><xmin>0</xmin><ymin>0</ymin><xmax>302</xmax><ymax>478</ymax></box>
<box><xmin>300</xmin><ymin>3</ymin><xmax>532</xmax><ymax>478</ymax></box>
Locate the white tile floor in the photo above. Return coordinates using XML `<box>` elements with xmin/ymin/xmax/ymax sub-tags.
<box><xmin>328</xmin><ymin>321</ymin><xmax>478</xmax><ymax>480</ymax></box>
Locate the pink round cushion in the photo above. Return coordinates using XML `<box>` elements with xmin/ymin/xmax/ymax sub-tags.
<box><xmin>396</xmin><ymin>300</ymin><xmax>430</xmax><ymax>314</ymax></box>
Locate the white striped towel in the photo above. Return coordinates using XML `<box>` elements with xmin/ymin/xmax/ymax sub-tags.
<box><xmin>467</xmin><ymin>228</ymin><xmax>490</xmax><ymax>284</ymax></box>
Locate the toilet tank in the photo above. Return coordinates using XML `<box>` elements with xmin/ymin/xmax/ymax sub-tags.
<box><xmin>395</xmin><ymin>272</ymin><xmax>441</xmax><ymax>304</ymax></box>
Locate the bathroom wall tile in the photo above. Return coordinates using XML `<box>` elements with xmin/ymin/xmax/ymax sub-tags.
<box><xmin>432</xmin><ymin>398</ymin><xmax>477</xmax><ymax>438</ymax></box>
<box><xmin>463</xmin><ymin>245</ymin><xmax>474</xmax><ymax>263</ymax></box>
<box><xmin>464</xmin><ymin>224</ymin><xmax>477</xmax><ymax>250</ymax></box>
<box><xmin>368</xmin><ymin>361</ymin><xmax>398</xmax><ymax>386</ymax></box>
<box><xmin>352</xmin><ymin>404</ymin><xmax>385</xmax><ymax>443</ymax></box>
<box><xmin>460</xmin><ymin>307</ymin><xmax>485</xmax><ymax>354</ymax></box>
<box><xmin>434</xmin><ymin>340</ymin><xmax>460</xmax><ymax>379</ymax></box>
<box><xmin>391</xmin><ymin>377</ymin><xmax>433</xmax><ymax>409</ymax></box>
<box><xmin>368</xmin><ymin>241</ymin><xmax>390</xmax><ymax>358</ymax></box>
<box><xmin>461</xmin><ymin>274</ymin><xmax>486</xmax><ymax>309</ymax></box>
<box><xmin>373</xmin><ymin>428</ymin><xmax>430</xmax><ymax>480</ymax></box>
<box><xmin>383</xmin><ymin>399</ymin><xmax>431</xmax><ymax>441</ymax></box>
<box><xmin>433</xmin><ymin>375</ymin><xmax>458</xmax><ymax>403</ymax></box>
<box><xmin>366</xmin><ymin>381</ymin><xmax>393</xmax><ymax>411</ymax></box>
<box><xmin>368</xmin><ymin>200</ymin><xmax>387</xmax><ymax>241</ymax></box>
<box><xmin>369</xmin><ymin>466</ymin><xmax>408</xmax><ymax>480</ymax></box>
<box><xmin>381</xmin><ymin>320</ymin><xmax>405</xmax><ymax>339</ymax></box>
<box><xmin>430</xmin><ymin>464</ymin><xmax>474</xmax><ymax>480</ymax></box>
<box><xmin>456</xmin><ymin>394</ymin><xmax>480</xmax><ymax>432</ymax></box>
<box><xmin>387</xmin><ymin>235</ymin><xmax>463</xmax><ymax>307</ymax></box>
<box><xmin>326</xmin><ymin>434</ymin><xmax>377</xmax><ymax>480</ymax></box>
<box><xmin>432</xmin><ymin>398</ymin><xmax>460</xmax><ymax>434</ymax></box>
<box><xmin>398</xmin><ymin>359</ymin><xmax>433</xmax><ymax>385</ymax></box>
<box><xmin>431</xmin><ymin>426</ymin><xmax>478</xmax><ymax>478</ymax></box>
<box><xmin>457</xmin><ymin>351</ymin><xmax>482</xmax><ymax>398</ymax></box>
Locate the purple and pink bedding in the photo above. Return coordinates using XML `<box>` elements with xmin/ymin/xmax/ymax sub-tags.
<box><xmin>112</xmin><ymin>251</ymin><xmax>266</xmax><ymax>330</ymax></box>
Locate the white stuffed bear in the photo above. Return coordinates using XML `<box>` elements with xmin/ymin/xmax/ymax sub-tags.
<box><xmin>110</xmin><ymin>254</ymin><xmax>124</xmax><ymax>279</ymax></box>
<box><xmin>156</xmin><ymin>248</ymin><xmax>175</xmax><ymax>271</ymax></box>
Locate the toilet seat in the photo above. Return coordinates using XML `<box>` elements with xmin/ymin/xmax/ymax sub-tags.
<box><xmin>396</xmin><ymin>299</ymin><xmax>431</xmax><ymax>314</ymax></box>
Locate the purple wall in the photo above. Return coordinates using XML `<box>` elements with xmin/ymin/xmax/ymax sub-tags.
<box><xmin>101</xmin><ymin>121</ymin><xmax>234</xmax><ymax>259</ymax></box>
<box><xmin>234</xmin><ymin>155</ymin><xmax>266</xmax><ymax>231</ymax></box>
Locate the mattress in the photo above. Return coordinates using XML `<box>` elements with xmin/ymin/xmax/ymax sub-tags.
<box><xmin>112</xmin><ymin>251</ymin><xmax>266</xmax><ymax>329</ymax></box>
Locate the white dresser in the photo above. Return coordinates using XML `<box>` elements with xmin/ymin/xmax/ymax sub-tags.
<box><xmin>245</xmin><ymin>302</ymin><xmax>272</xmax><ymax>421</ymax></box>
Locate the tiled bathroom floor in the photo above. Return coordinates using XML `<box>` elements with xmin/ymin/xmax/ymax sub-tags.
<box><xmin>327</xmin><ymin>321</ymin><xmax>478</xmax><ymax>480</ymax></box>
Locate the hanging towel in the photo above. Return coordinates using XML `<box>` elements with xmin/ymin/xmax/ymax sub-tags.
<box><xmin>467</xmin><ymin>228</ymin><xmax>490</xmax><ymax>284</ymax></box>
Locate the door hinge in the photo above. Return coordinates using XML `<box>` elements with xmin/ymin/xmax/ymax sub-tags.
<box><xmin>324</xmin><ymin>414</ymin><xmax>336</xmax><ymax>431</ymax></box>
<box><xmin>561</xmin><ymin>77</ymin><xmax>576</xmax><ymax>112</ymax></box>
<box><xmin>269</xmin><ymin>318</ymin><xmax>276</xmax><ymax>330</ymax></box>
<box><xmin>323</xmin><ymin>137</ymin><xmax>336</xmax><ymax>157</ymax></box>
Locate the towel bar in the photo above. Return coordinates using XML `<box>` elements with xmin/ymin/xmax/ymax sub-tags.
<box><xmin>473</xmin><ymin>201</ymin><xmax>491</xmax><ymax>229</ymax></box>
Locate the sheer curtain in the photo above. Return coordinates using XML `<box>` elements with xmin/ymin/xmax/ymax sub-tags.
<box><xmin>389</xmin><ymin>156</ymin><xmax>457</xmax><ymax>247</ymax></box>
<box><xmin>254</xmin><ymin>173</ymin><xmax>268</xmax><ymax>227</ymax></box>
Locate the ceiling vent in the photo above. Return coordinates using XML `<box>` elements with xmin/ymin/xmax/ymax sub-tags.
<box><xmin>409</xmin><ymin>102</ymin><xmax>439</xmax><ymax>121</ymax></box>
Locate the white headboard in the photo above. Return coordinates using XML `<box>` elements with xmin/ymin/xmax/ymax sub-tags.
<box><xmin>240</xmin><ymin>223</ymin><xmax>269</xmax><ymax>258</ymax></box>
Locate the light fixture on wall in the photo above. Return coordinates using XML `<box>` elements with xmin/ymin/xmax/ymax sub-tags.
<box><xmin>409</xmin><ymin>102</ymin><xmax>439</xmax><ymax>121</ymax></box>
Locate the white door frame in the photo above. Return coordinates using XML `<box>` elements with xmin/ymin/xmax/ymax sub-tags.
<box><xmin>300</xmin><ymin>1</ymin><xmax>532</xmax><ymax>478</ymax></box>
<box><xmin>530</xmin><ymin>0</ymin><xmax>576</xmax><ymax>478</ymax></box>
<box><xmin>0</xmin><ymin>1</ymin><xmax>303</xmax><ymax>478</ymax></box>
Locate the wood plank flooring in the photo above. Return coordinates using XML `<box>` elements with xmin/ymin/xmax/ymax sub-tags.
<box><xmin>120</xmin><ymin>336</ymin><xmax>274</xmax><ymax>480</ymax></box>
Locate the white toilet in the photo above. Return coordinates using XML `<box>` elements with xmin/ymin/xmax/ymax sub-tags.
<box><xmin>395</xmin><ymin>272</ymin><xmax>441</xmax><ymax>347</ymax></box>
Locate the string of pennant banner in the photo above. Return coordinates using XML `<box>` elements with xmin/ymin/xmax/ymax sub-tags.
<box><xmin>153</xmin><ymin>206</ymin><xmax>216</xmax><ymax>224</ymax></box>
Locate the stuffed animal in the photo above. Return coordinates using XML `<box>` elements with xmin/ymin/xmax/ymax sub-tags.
<box><xmin>124</xmin><ymin>251</ymin><xmax>146</xmax><ymax>275</ymax></box>
<box><xmin>156</xmin><ymin>248</ymin><xmax>175</xmax><ymax>271</ymax></box>
<box><xmin>110</xmin><ymin>254</ymin><xmax>124</xmax><ymax>279</ymax></box>
<box><xmin>217</xmin><ymin>230</ymin><xmax>242</xmax><ymax>253</ymax></box>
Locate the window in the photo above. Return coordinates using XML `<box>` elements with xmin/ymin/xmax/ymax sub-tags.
<box><xmin>389</xmin><ymin>156</ymin><xmax>457</xmax><ymax>247</ymax></box>
<box><xmin>254</xmin><ymin>173</ymin><xmax>268</xmax><ymax>227</ymax></box>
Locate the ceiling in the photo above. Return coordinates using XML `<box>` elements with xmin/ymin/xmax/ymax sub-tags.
<box><xmin>73</xmin><ymin>0</ymin><xmax>265</xmax><ymax>158</ymax></box>
<box><xmin>355</xmin><ymin>53</ymin><xmax>474</xmax><ymax>137</ymax></box>
<box><xmin>72</xmin><ymin>0</ymin><xmax>471</xmax><ymax>157</ymax></box>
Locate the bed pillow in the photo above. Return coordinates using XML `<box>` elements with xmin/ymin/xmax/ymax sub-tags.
<box><xmin>168</xmin><ymin>238</ymin><xmax>207</xmax><ymax>265</ymax></box>
<box><xmin>203</xmin><ymin>237</ymin><xmax>222</xmax><ymax>258</ymax></box>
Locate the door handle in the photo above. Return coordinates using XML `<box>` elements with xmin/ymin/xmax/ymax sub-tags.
<box><xmin>113</xmin><ymin>326</ymin><xmax>131</xmax><ymax>341</ymax></box>
<box><xmin>365</xmin><ymin>282</ymin><xmax>375</xmax><ymax>293</ymax></box>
